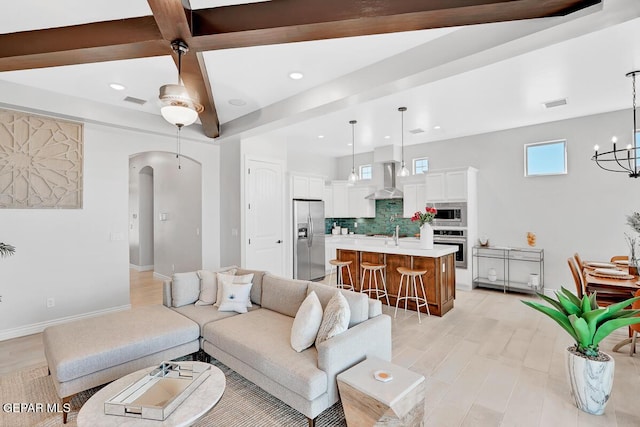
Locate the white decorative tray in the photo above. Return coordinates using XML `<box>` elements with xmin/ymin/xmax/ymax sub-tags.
<box><xmin>104</xmin><ymin>362</ymin><xmax>210</xmax><ymax>421</ymax></box>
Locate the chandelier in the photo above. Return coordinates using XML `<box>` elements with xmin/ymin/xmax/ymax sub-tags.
<box><xmin>592</xmin><ymin>70</ymin><xmax>640</xmax><ymax>178</ymax></box>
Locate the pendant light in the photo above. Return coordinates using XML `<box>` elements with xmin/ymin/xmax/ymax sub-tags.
<box><xmin>159</xmin><ymin>40</ymin><xmax>204</xmax><ymax>169</ymax></box>
<box><xmin>592</xmin><ymin>70</ymin><xmax>640</xmax><ymax>178</ymax></box>
<box><xmin>397</xmin><ymin>106</ymin><xmax>411</xmax><ymax>177</ymax></box>
<box><xmin>347</xmin><ymin>120</ymin><xmax>359</xmax><ymax>183</ymax></box>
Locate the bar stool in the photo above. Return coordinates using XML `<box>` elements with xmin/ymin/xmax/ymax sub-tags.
<box><xmin>360</xmin><ymin>262</ymin><xmax>390</xmax><ymax>305</ymax></box>
<box><xmin>328</xmin><ymin>259</ymin><xmax>354</xmax><ymax>290</ymax></box>
<box><xmin>395</xmin><ymin>267</ymin><xmax>430</xmax><ymax>323</ymax></box>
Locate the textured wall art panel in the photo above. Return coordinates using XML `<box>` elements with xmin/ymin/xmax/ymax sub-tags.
<box><xmin>0</xmin><ymin>109</ymin><xmax>83</xmax><ymax>209</ymax></box>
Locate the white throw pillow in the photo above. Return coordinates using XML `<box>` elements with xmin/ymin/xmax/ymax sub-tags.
<box><xmin>315</xmin><ymin>291</ymin><xmax>351</xmax><ymax>346</ymax></box>
<box><xmin>171</xmin><ymin>272</ymin><xmax>200</xmax><ymax>307</ymax></box>
<box><xmin>215</xmin><ymin>272</ymin><xmax>254</xmax><ymax>308</ymax></box>
<box><xmin>217</xmin><ymin>275</ymin><xmax>253</xmax><ymax>314</ymax></box>
<box><xmin>290</xmin><ymin>291</ymin><xmax>323</xmax><ymax>352</ymax></box>
<box><xmin>195</xmin><ymin>268</ymin><xmax>237</xmax><ymax>306</ymax></box>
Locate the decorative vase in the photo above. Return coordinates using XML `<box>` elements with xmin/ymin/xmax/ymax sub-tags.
<box><xmin>487</xmin><ymin>268</ymin><xmax>497</xmax><ymax>282</ymax></box>
<box><xmin>565</xmin><ymin>347</ymin><xmax>615</xmax><ymax>415</ymax></box>
<box><xmin>420</xmin><ymin>223</ymin><xmax>434</xmax><ymax>249</ymax></box>
<box><xmin>629</xmin><ymin>256</ymin><xmax>638</xmax><ymax>276</ymax></box>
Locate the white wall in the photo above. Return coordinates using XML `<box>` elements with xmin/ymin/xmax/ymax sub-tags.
<box><xmin>0</xmin><ymin>82</ymin><xmax>220</xmax><ymax>340</ymax></box>
<box><xmin>219</xmin><ymin>139</ymin><xmax>242</xmax><ymax>267</ymax></box>
<box><xmin>337</xmin><ymin>108</ymin><xmax>638</xmax><ymax>292</ymax></box>
<box><xmin>129</xmin><ymin>152</ymin><xmax>203</xmax><ymax>277</ymax></box>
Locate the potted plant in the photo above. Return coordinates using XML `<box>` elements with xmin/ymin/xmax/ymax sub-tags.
<box><xmin>0</xmin><ymin>242</ymin><xmax>15</xmax><ymax>258</ymax></box>
<box><xmin>522</xmin><ymin>287</ymin><xmax>640</xmax><ymax>415</ymax></box>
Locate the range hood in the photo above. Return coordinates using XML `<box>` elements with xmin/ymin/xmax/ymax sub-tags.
<box><xmin>365</xmin><ymin>162</ymin><xmax>404</xmax><ymax>200</ymax></box>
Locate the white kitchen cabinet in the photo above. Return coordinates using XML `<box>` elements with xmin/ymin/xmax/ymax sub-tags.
<box><xmin>425</xmin><ymin>169</ymin><xmax>470</xmax><ymax>202</ymax></box>
<box><xmin>308</xmin><ymin>177</ymin><xmax>324</xmax><ymax>199</ymax></box>
<box><xmin>402</xmin><ymin>183</ymin><xmax>426</xmax><ymax>217</ymax></box>
<box><xmin>348</xmin><ymin>186</ymin><xmax>375</xmax><ymax>218</ymax></box>
<box><xmin>331</xmin><ymin>182</ymin><xmax>349</xmax><ymax>217</ymax></box>
<box><xmin>324</xmin><ymin>186</ymin><xmax>334</xmax><ymax>217</ymax></box>
<box><xmin>425</xmin><ymin>173</ymin><xmax>446</xmax><ymax>202</ymax></box>
<box><xmin>445</xmin><ymin>170</ymin><xmax>467</xmax><ymax>201</ymax></box>
<box><xmin>290</xmin><ymin>174</ymin><xmax>325</xmax><ymax>200</ymax></box>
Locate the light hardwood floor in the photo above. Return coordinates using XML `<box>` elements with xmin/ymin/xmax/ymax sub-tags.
<box><xmin>1</xmin><ymin>271</ymin><xmax>639</xmax><ymax>426</ymax></box>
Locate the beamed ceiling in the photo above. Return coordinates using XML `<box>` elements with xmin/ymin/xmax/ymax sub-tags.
<box><xmin>0</xmin><ymin>0</ymin><xmax>601</xmax><ymax>139</ymax></box>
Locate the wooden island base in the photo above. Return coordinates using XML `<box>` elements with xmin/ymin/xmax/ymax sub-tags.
<box><xmin>337</xmin><ymin>249</ymin><xmax>456</xmax><ymax>317</ymax></box>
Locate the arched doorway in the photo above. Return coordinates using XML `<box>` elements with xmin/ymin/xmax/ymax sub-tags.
<box><xmin>129</xmin><ymin>152</ymin><xmax>202</xmax><ymax>278</ymax></box>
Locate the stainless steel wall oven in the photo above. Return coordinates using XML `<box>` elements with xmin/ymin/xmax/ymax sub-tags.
<box><xmin>433</xmin><ymin>229</ymin><xmax>467</xmax><ymax>269</ymax></box>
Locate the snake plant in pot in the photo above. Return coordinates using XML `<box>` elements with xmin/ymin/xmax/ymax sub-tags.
<box><xmin>522</xmin><ymin>287</ymin><xmax>640</xmax><ymax>415</ymax></box>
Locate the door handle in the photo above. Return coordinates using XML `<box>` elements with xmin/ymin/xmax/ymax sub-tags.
<box><xmin>276</xmin><ymin>240</ymin><xmax>282</xmax><ymax>244</ymax></box>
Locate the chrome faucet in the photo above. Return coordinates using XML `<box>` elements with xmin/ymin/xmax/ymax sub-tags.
<box><xmin>393</xmin><ymin>225</ymin><xmax>400</xmax><ymax>246</ymax></box>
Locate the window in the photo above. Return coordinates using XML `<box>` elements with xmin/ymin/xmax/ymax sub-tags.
<box><xmin>525</xmin><ymin>140</ymin><xmax>567</xmax><ymax>176</ymax></box>
<box><xmin>413</xmin><ymin>157</ymin><xmax>429</xmax><ymax>174</ymax></box>
<box><xmin>359</xmin><ymin>164</ymin><xmax>372</xmax><ymax>180</ymax></box>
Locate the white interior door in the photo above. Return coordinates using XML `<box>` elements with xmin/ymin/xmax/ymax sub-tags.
<box><xmin>245</xmin><ymin>159</ymin><xmax>284</xmax><ymax>275</ymax></box>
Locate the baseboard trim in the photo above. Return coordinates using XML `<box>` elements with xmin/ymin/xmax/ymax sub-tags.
<box><xmin>0</xmin><ymin>304</ymin><xmax>131</xmax><ymax>342</ymax></box>
<box><xmin>129</xmin><ymin>264</ymin><xmax>154</xmax><ymax>272</ymax></box>
<box><xmin>153</xmin><ymin>272</ymin><xmax>171</xmax><ymax>281</ymax></box>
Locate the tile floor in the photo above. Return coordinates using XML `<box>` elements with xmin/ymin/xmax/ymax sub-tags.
<box><xmin>1</xmin><ymin>271</ymin><xmax>639</xmax><ymax>426</ymax></box>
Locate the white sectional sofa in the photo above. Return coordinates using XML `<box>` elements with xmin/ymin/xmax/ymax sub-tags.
<box><xmin>164</xmin><ymin>268</ymin><xmax>392</xmax><ymax>426</ymax></box>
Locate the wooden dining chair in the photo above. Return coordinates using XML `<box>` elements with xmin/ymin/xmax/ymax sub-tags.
<box><xmin>574</xmin><ymin>253</ymin><xmax>587</xmax><ymax>286</ymax></box>
<box><xmin>567</xmin><ymin>257</ymin><xmax>584</xmax><ymax>299</ymax></box>
<box><xmin>610</xmin><ymin>255</ymin><xmax>629</xmax><ymax>262</ymax></box>
<box><xmin>629</xmin><ymin>289</ymin><xmax>640</xmax><ymax>356</ymax></box>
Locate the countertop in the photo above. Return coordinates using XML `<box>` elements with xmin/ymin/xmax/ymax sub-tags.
<box><xmin>326</xmin><ymin>234</ymin><xmax>458</xmax><ymax>257</ymax></box>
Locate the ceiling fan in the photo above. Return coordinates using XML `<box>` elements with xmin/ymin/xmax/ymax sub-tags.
<box><xmin>0</xmin><ymin>0</ymin><xmax>600</xmax><ymax>139</ymax></box>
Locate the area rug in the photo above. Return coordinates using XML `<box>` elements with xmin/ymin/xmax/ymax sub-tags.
<box><xmin>0</xmin><ymin>360</ymin><xmax>346</xmax><ymax>427</ymax></box>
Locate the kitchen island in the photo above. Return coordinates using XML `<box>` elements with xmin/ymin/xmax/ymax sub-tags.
<box><xmin>329</xmin><ymin>236</ymin><xmax>458</xmax><ymax>316</ymax></box>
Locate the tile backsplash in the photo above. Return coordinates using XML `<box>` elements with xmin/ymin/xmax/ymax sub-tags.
<box><xmin>325</xmin><ymin>199</ymin><xmax>421</xmax><ymax>236</ymax></box>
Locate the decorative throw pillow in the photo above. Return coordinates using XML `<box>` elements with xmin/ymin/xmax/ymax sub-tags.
<box><xmin>315</xmin><ymin>291</ymin><xmax>351</xmax><ymax>346</ymax></box>
<box><xmin>215</xmin><ymin>272</ymin><xmax>254</xmax><ymax>308</ymax></box>
<box><xmin>171</xmin><ymin>272</ymin><xmax>200</xmax><ymax>307</ymax></box>
<box><xmin>217</xmin><ymin>275</ymin><xmax>253</xmax><ymax>314</ymax></box>
<box><xmin>195</xmin><ymin>268</ymin><xmax>237</xmax><ymax>306</ymax></box>
<box><xmin>290</xmin><ymin>291</ymin><xmax>323</xmax><ymax>352</ymax></box>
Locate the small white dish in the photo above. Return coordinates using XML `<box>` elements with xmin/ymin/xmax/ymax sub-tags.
<box><xmin>373</xmin><ymin>370</ymin><xmax>393</xmax><ymax>382</ymax></box>
<box><xmin>587</xmin><ymin>262</ymin><xmax>615</xmax><ymax>268</ymax></box>
<box><xmin>594</xmin><ymin>268</ymin><xmax>626</xmax><ymax>276</ymax></box>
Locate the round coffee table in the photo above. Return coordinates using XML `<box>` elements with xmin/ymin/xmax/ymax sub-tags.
<box><xmin>77</xmin><ymin>361</ymin><xmax>225</xmax><ymax>426</ymax></box>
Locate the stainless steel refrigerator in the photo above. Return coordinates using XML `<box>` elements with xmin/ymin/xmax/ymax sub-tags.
<box><xmin>293</xmin><ymin>199</ymin><xmax>325</xmax><ymax>281</ymax></box>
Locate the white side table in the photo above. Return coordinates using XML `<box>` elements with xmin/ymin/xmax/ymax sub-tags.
<box><xmin>337</xmin><ymin>357</ymin><xmax>425</xmax><ymax>427</ymax></box>
<box><xmin>77</xmin><ymin>362</ymin><xmax>225</xmax><ymax>427</ymax></box>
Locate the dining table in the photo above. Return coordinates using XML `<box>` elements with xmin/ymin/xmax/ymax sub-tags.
<box><xmin>583</xmin><ymin>261</ymin><xmax>640</xmax><ymax>353</ymax></box>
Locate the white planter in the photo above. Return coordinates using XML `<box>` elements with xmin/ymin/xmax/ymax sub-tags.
<box><xmin>420</xmin><ymin>223</ymin><xmax>434</xmax><ymax>249</ymax></box>
<box><xmin>565</xmin><ymin>347</ymin><xmax>615</xmax><ymax>415</ymax></box>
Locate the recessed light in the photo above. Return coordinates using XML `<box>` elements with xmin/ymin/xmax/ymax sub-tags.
<box><xmin>384</xmin><ymin>135</ymin><xmax>390</xmax><ymax>139</ymax></box>
<box><xmin>289</xmin><ymin>72</ymin><xmax>304</xmax><ymax>80</ymax></box>
<box><xmin>433</xmin><ymin>125</ymin><xmax>441</xmax><ymax>130</ymax></box>
<box><xmin>109</xmin><ymin>83</ymin><xmax>126</xmax><ymax>91</ymax></box>
<box><xmin>347</xmin><ymin>143</ymin><xmax>353</xmax><ymax>146</ymax></box>
<box><xmin>228</xmin><ymin>98</ymin><xmax>246</xmax><ymax>106</ymax></box>
<box><xmin>318</xmin><ymin>135</ymin><xmax>324</xmax><ymax>139</ymax></box>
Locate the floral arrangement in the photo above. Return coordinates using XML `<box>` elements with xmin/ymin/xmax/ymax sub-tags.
<box><xmin>411</xmin><ymin>206</ymin><xmax>438</xmax><ymax>227</ymax></box>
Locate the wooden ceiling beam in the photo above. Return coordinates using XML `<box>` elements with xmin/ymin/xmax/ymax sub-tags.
<box><xmin>147</xmin><ymin>0</ymin><xmax>220</xmax><ymax>138</ymax></box>
<box><xmin>0</xmin><ymin>17</ymin><xmax>166</xmax><ymax>71</ymax></box>
<box><xmin>188</xmin><ymin>0</ymin><xmax>601</xmax><ymax>50</ymax></box>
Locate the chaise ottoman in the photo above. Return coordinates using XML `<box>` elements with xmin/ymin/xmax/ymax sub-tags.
<box><xmin>43</xmin><ymin>304</ymin><xmax>199</xmax><ymax>423</ymax></box>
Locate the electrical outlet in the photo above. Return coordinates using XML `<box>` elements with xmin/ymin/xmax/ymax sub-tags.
<box><xmin>46</xmin><ymin>297</ymin><xmax>55</xmax><ymax>308</ymax></box>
